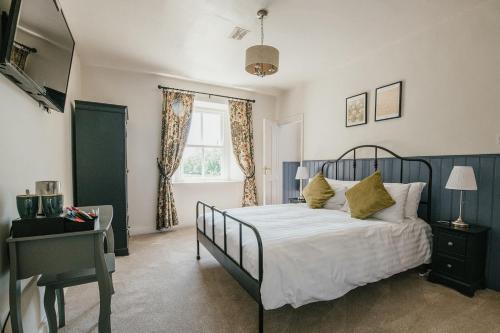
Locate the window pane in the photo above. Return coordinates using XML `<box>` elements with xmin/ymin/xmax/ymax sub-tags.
<box><xmin>203</xmin><ymin>112</ymin><xmax>223</xmax><ymax>146</ymax></box>
<box><xmin>203</xmin><ymin>148</ymin><xmax>223</xmax><ymax>177</ymax></box>
<box><xmin>182</xmin><ymin>147</ymin><xmax>202</xmax><ymax>176</ymax></box>
<box><xmin>187</xmin><ymin>112</ymin><xmax>202</xmax><ymax>145</ymax></box>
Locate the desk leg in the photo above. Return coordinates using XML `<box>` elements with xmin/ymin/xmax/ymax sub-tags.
<box><xmin>105</xmin><ymin>225</ymin><xmax>115</xmax><ymax>254</ymax></box>
<box><xmin>44</xmin><ymin>287</ymin><xmax>57</xmax><ymax>333</ymax></box>
<box><xmin>95</xmin><ymin>235</ymin><xmax>112</xmax><ymax>333</ymax></box>
<box><xmin>9</xmin><ymin>243</ymin><xmax>23</xmax><ymax>333</ymax></box>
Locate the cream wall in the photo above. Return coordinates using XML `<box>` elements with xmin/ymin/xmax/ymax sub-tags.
<box><xmin>277</xmin><ymin>1</ymin><xmax>500</xmax><ymax>160</ymax></box>
<box><xmin>0</xmin><ymin>52</ymin><xmax>82</xmax><ymax>332</ymax></box>
<box><xmin>80</xmin><ymin>66</ymin><xmax>277</xmax><ymax>234</ymax></box>
<box><xmin>277</xmin><ymin>122</ymin><xmax>302</xmax><ymax>203</ymax></box>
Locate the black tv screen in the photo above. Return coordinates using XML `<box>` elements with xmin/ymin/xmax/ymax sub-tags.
<box><xmin>0</xmin><ymin>0</ymin><xmax>75</xmax><ymax>112</ymax></box>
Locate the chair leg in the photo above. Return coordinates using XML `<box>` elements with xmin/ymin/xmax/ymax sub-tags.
<box><xmin>44</xmin><ymin>287</ymin><xmax>57</xmax><ymax>333</ymax></box>
<box><xmin>110</xmin><ymin>273</ymin><xmax>115</xmax><ymax>295</ymax></box>
<box><xmin>259</xmin><ymin>302</ymin><xmax>264</xmax><ymax>333</ymax></box>
<box><xmin>55</xmin><ymin>288</ymin><xmax>65</xmax><ymax>328</ymax></box>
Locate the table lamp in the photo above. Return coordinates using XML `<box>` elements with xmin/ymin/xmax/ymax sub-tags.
<box><xmin>295</xmin><ymin>166</ymin><xmax>309</xmax><ymax>200</ymax></box>
<box><xmin>445</xmin><ymin>166</ymin><xmax>477</xmax><ymax>228</ymax></box>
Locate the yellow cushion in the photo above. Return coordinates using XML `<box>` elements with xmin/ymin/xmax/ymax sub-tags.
<box><xmin>345</xmin><ymin>171</ymin><xmax>395</xmax><ymax>219</ymax></box>
<box><xmin>303</xmin><ymin>173</ymin><xmax>335</xmax><ymax>208</ymax></box>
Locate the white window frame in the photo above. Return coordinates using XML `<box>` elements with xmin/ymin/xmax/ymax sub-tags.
<box><xmin>173</xmin><ymin>100</ymin><xmax>242</xmax><ymax>183</ymax></box>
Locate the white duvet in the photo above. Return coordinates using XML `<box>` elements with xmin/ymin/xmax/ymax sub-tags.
<box><xmin>197</xmin><ymin>204</ymin><xmax>432</xmax><ymax>310</ymax></box>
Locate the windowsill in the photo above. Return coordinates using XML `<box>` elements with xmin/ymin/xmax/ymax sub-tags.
<box><xmin>172</xmin><ymin>179</ymin><xmax>244</xmax><ymax>185</ymax></box>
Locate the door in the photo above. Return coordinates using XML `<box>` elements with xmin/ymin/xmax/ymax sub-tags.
<box><xmin>262</xmin><ymin>119</ymin><xmax>278</xmax><ymax>205</ymax></box>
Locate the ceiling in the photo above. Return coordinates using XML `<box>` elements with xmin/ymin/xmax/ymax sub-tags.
<box><xmin>59</xmin><ymin>0</ymin><xmax>484</xmax><ymax>94</ymax></box>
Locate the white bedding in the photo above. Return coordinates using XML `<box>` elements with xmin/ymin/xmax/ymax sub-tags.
<box><xmin>197</xmin><ymin>204</ymin><xmax>432</xmax><ymax>310</ymax></box>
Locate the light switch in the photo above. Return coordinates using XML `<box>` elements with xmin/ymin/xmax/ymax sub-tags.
<box><xmin>497</xmin><ymin>134</ymin><xmax>500</xmax><ymax>145</ymax></box>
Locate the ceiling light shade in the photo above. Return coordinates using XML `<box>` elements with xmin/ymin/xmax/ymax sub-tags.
<box><xmin>245</xmin><ymin>45</ymin><xmax>279</xmax><ymax>76</ymax></box>
<box><xmin>245</xmin><ymin>9</ymin><xmax>279</xmax><ymax>77</ymax></box>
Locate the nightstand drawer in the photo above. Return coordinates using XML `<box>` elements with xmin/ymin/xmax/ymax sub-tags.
<box><xmin>434</xmin><ymin>254</ymin><xmax>466</xmax><ymax>280</ymax></box>
<box><xmin>437</xmin><ymin>232</ymin><xmax>467</xmax><ymax>256</ymax></box>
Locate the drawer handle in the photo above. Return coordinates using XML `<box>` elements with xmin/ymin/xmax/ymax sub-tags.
<box><xmin>447</xmin><ymin>264</ymin><xmax>453</xmax><ymax>269</ymax></box>
<box><xmin>447</xmin><ymin>241</ymin><xmax>454</xmax><ymax>247</ymax></box>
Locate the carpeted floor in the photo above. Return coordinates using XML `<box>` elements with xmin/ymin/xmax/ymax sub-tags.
<box><xmin>61</xmin><ymin>227</ymin><xmax>500</xmax><ymax>333</ymax></box>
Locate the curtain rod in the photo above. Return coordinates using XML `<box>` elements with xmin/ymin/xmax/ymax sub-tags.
<box><xmin>157</xmin><ymin>85</ymin><xmax>255</xmax><ymax>103</ymax></box>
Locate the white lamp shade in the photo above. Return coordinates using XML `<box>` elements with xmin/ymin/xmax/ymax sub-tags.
<box><xmin>445</xmin><ymin>166</ymin><xmax>477</xmax><ymax>191</ymax></box>
<box><xmin>295</xmin><ymin>166</ymin><xmax>309</xmax><ymax>180</ymax></box>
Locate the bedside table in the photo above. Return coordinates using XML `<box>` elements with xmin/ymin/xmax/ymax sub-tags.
<box><xmin>289</xmin><ymin>197</ymin><xmax>306</xmax><ymax>203</ymax></box>
<box><xmin>428</xmin><ymin>222</ymin><xmax>489</xmax><ymax>297</ymax></box>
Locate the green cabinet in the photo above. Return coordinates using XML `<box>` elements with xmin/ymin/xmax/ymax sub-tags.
<box><xmin>73</xmin><ymin>100</ymin><xmax>129</xmax><ymax>255</ymax></box>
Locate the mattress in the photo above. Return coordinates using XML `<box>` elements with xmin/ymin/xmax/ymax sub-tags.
<box><xmin>196</xmin><ymin>203</ymin><xmax>432</xmax><ymax>310</ymax></box>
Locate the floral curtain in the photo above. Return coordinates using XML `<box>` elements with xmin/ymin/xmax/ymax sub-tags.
<box><xmin>229</xmin><ymin>100</ymin><xmax>258</xmax><ymax>206</ymax></box>
<box><xmin>156</xmin><ymin>91</ymin><xmax>194</xmax><ymax>230</ymax></box>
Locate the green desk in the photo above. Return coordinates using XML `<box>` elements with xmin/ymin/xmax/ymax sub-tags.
<box><xmin>7</xmin><ymin>205</ymin><xmax>115</xmax><ymax>333</ymax></box>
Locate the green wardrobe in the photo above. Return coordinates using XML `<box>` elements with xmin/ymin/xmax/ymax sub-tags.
<box><xmin>73</xmin><ymin>100</ymin><xmax>129</xmax><ymax>255</ymax></box>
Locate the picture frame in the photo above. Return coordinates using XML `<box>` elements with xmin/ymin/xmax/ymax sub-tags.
<box><xmin>375</xmin><ymin>81</ymin><xmax>402</xmax><ymax>121</ymax></box>
<box><xmin>345</xmin><ymin>92</ymin><xmax>367</xmax><ymax>127</ymax></box>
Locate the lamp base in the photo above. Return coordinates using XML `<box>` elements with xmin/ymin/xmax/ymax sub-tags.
<box><xmin>452</xmin><ymin>217</ymin><xmax>469</xmax><ymax>229</ymax></box>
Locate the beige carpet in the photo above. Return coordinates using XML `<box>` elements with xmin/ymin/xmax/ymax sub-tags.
<box><xmin>61</xmin><ymin>227</ymin><xmax>500</xmax><ymax>333</ymax></box>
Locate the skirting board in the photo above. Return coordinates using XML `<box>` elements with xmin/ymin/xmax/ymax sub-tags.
<box><xmin>283</xmin><ymin>154</ymin><xmax>500</xmax><ymax>291</ymax></box>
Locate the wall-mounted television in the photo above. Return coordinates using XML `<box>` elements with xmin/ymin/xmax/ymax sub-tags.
<box><xmin>0</xmin><ymin>0</ymin><xmax>75</xmax><ymax>112</ymax></box>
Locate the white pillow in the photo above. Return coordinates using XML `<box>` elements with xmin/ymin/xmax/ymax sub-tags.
<box><xmin>324</xmin><ymin>179</ymin><xmax>360</xmax><ymax>212</ymax></box>
<box><xmin>372</xmin><ymin>183</ymin><xmax>411</xmax><ymax>223</ymax></box>
<box><xmin>325</xmin><ymin>179</ymin><xmax>359</xmax><ymax>188</ymax></box>
<box><xmin>383</xmin><ymin>182</ymin><xmax>426</xmax><ymax>219</ymax></box>
<box><xmin>323</xmin><ymin>182</ymin><xmax>348</xmax><ymax>210</ymax></box>
<box><xmin>405</xmin><ymin>182</ymin><xmax>426</xmax><ymax>219</ymax></box>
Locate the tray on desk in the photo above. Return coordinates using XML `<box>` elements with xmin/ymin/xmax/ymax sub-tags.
<box><xmin>11</xmin><ymin>216</ymin><xmax>98</xmax><ymax>238</ymax></box>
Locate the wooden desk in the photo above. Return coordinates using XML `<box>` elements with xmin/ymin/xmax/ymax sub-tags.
<box><xmin>7</xmin><ymin>205</ymin><xmax>115</xmax><ymax>333</ymax></box>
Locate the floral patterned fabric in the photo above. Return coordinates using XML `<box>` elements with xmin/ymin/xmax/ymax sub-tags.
<box><xmin>11</xmin><ymin>44</ymin><xmax>30</xmax><ymax>71</ymax></box>
<box><xmin>229</xmin><ymin>100</ymin><xmax>258</xmax><ymax>206</ymax></box>
<box><xmin>157</xmin><ymin>91</ymin><xmax>194</xmax><ymax>230</ymax></box>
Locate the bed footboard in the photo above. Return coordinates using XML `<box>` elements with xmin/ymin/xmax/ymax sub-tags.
<box><xmin>196</xmin><ymin>201</ymin><xmax>264</xmax><ymax>333</ymax></box>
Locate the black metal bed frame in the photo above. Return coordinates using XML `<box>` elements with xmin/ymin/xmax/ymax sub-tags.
<box><xmin>321</xmin><ymin>145</ymin><xmax>433</xmax><ymax>222</ymax></box>
<box><xmin>196</xmin><ymin>145</ymin><xmax>432</xmax><ymax>333</ymax></box>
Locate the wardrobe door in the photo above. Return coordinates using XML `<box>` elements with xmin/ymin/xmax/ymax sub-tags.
<box><xmin>73</xmin><ymin>100</ymin><xmax>129</xmax><ymax>255</ymax></box>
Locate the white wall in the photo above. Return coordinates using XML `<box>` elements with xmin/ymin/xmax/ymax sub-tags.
<box><xmin>0</xmin><ymin>52</ymin><xmax>81</xmax><ymax>332</ymax></box>
<box><xmin>80</xmin><ymin>66</ymin><xmax>277</xmax><ymax>234</ymax></box>
<box><xmin>277</xmin><ymin>122</ymin><xmax>302</xmax><ymax>203</ymax></box>
<box><xmin>277</xmin><ymin>1</ymin><xmax>500</xmax><ymax>160</ymax></box>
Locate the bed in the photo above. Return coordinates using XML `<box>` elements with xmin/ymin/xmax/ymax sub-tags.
<box><xmin>196</xmin><ymin>145</ymin><xmax>433</xmax><ymax>332</ymax></box>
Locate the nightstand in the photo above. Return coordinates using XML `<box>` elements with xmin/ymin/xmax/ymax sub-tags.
<box><xmin>289</xmin><ymin>197</ymin><xmax>306</xmax><ymax>203</ymax></box>
<box><xmin>428</xmin><ymin>222</ymin><xmax>489</xmax><ymax>297</ymax></box>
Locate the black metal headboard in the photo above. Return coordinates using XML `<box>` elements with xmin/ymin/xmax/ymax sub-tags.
<box><xmin>320</xmin><ymin>145</ymin><xmax>432</xmax><ymax>222</ymax></box>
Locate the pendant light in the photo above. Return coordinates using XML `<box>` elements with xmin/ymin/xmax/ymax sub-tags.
<box><xmin>245</xmin><ymin>9</ymin><xmax>279</xmax><ymax>77</ymax></box>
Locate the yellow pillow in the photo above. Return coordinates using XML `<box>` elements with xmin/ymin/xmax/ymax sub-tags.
<box><xmin>303</xmin><ymin>173</ymin><xmax>335</xmax><ymax>208</ymax></box>
<box><xmin>345</xmin><ymin>171</ymin><xmax>395</xmax><ymax>219</ymax></box>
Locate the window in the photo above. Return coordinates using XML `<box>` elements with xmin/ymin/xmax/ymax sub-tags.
<box><xmin>174</xmin><ymin>100</ymin><xmax>243</xmax><ymax>182</ymax></box>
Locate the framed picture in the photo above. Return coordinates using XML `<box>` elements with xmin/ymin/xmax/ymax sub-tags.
<box><xmin>375</xmin><ymin>81</ymin><xmax>402</xmax><ymax>121</ymax></box>
<box><xmin>345</xmin><ymin>92</ymin><xmax>367</xmax><ymax>127</ymax></box>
